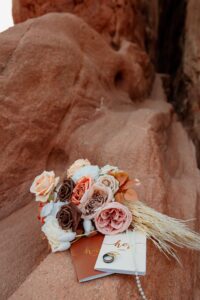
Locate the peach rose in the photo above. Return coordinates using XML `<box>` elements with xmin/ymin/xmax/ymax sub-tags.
<box><xmin>71</xmin><ymin>176</ymin><xmax>92</xmax><ymax>205</ymax></box>
<box><xmin>30</xmin><ymin>171</ymin><xmax>59</xmax><ymax>202</ymax></box>
<box><xmin>94</xmin><ymin>202</ymin><xmax>132</xmax><ymax>235</ymax></box>
<box><xmin>97</xmin><ymin>174</ymin><xmax>119</xmax><ymax>194</ymax></box>
<box><xmin>67</xmin><ymin>159</ymin><xmax>91</xmax><ymax>178</ymax></box>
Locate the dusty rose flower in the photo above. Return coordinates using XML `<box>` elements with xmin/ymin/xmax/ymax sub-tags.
<box><xmin>94</xmin><ymin>202</ymin><xmax>132</xmax><ymax>235</ymax></box>
<box><xmin>56</xmin><ymin>202</ymin><xmax>81</xmax><ymax>232</ymax></box>
<box><xmin>97</xmin><ymin>174</ymin><xmax>119</xmax><ymax>194</ymax></box>
<box><xmin>57</xmin><ymin>178</ymin><xmax>75</xmax><ymax>202</ymax></box>
<box><xmin>30</xmin><ymin>171</ymin><xmax>59</xmax><ymax>202</ymax></box>
<box><xmin>79</xmin><ymin>183</ymin><xmax>113</xmax><ymax>219</ymax></box>
<box><xmin>67</xmin><ymin>159</ymin><xmax>91</xmax><ymax>178</ymax></box>
<box><xmin>71</xmin><ymin>177</ymin><xmax>92</xmax><ymax>206</ymax></box>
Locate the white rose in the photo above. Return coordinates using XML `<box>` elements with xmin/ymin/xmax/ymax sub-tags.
<box><xmin>30</xmin><ymin>171</ymin><xmax>59</xmax><ymax>202</ymax></box>
<box><xmin>97</xmin><ymin>174</ymin><xmax>119</xmax><ymax>194</ymax></box>
<box><xmin>100</xmin><ymin>165</ymin><xmax>119</xmax><ymax>176</ymax></box>
<box><xmin>72</xmin><ymin>165</ymin><xmax>100</xmax><ymax>183</ymax></box>
<box><xmin>41</xmin><ymin>216</ymin><xmax>76</xmax><ymax>252</ymax></box>
<box><xmin>67</xmin><ymin>159</ymin><xmax>91</xmax><ymax>178</ymax></box>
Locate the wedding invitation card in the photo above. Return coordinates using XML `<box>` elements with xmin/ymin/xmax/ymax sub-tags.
<box><xmin>95</xmin><ymin>230</ymin><xmax>146</xmax><ymax>275</ymax></box>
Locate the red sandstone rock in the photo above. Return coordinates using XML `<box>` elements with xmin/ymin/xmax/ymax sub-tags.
<box><xmin>0</xmin><ymin>202</ymin><xmax>48</xmax><ymax>299</ymax></box>
<box><xmin>175</xmin><ymin>0</ymin><xmax>200</xmax><ymax>164</ymax></box>
<box><xmin>12</xmin><ymin>0</ymin><xmax>147</xmax><ymax>50</ymax></box>
<box><xmin>0</xmin><ymin>13</ymin><xmax>153</xmax><ymax>221</ymax></box>
<box><xmin>8</xmin><ymin>77</ymin><xmax>200</xmax><ymax>300</ymax></box>
<box><xmin>0</xmin><ymin>12</ymin><xmax>199</xmax><ymax>300</ymax></box>
<box><xmin>12</xmin><ymin>0</ymin><xmax>200</xmax><ymax>167</ymax></box>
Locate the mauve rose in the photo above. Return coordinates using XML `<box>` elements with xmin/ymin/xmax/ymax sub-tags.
<box><xmin>79</xmin><ymin>183</ymin><xmax>113</xmax><ymax>219</ymax></box>
<box><xmin>56</xmin><ymin>202</ymin><xmax>81</xmax><ymax>231</ymax></box>
<box><xmin>57</xmin><ymin>178</ymin><xmax>75</xmax><ymax>202</ymax></box>
<box><xmin>94</xmin><ymin>202</ymin><xmax>132</xmax><ymax>235</ymax></box>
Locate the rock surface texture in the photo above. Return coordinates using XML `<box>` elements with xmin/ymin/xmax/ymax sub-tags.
<box><xmin>0</xmin><ymin>12</ymin><xmax>153</xmax><ymax>221</ymax></box>
<box><xmin>173</xmin><ymin>0</ymin><xmax>200</xmax><ymax>164</ymax></box>
<box><xmin>154</xmin><ymin>0</ymin><xmax>200</xmax><ymax>166</ymax></box>
<box><xmin>12</xmin><ymin>0</ymin><xmax>149</xmax><ymax>51</ymax></box>
<box><xmin>12</xmin><ymin>0</ymin><xmax>200</xmax><ymax>167</ymax></box>
<box><xmin>0</xmin><ymin>12</ymin><xmax>199</xmax><ymax>300</ymax></box>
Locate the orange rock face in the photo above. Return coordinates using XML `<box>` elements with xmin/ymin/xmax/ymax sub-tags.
<box><xmin>174</xmin><ymin>0</ymin><xmax>200</xmax><ymax>164</ymax></box>
<box><xmin>12</xmin><ymin>0</ymin><xmax>147</xmax><ymax>50</ymax></box>
<box><xmin>0</xmin><ymin>12</ymin><xmax>199</xmax><ymax>300</ymax></box>
<box><xmin>0</xmin><ymin>12</ymin><xmax>153</xmax><ymax>221</ymax></box>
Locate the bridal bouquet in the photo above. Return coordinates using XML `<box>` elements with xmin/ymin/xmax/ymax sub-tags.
<box><xmin>30</xmin><ymin>159</ymin><xmax>200</xmax><ymax>260</ymax></box>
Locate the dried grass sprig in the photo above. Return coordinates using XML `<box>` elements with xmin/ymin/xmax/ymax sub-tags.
<box><xmin>123</xmin><ymin>200</ymin><xmax>200</xmax><ymax>262</ymax></box>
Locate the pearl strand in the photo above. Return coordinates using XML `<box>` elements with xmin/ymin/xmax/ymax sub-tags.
<box><xmin>135</xmin><ymin>273</ymin><xmax>148</xmax><ymax>300</ymax></box>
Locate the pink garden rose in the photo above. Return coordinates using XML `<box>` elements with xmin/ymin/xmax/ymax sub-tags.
<box><xmin>94</xmin><ymin>202</ymin><xmax>132</xmax><ymax>235</ymax></box>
